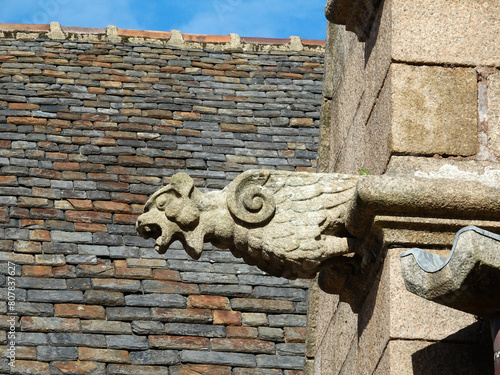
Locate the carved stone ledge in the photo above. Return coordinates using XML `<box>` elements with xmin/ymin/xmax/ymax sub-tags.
<box><xmin>346</xmin><ymin>175</ymin><xmax>500</xmax><ymax>238</ymax></box>
<box><xmin>325</xmin><ymin>0</ymin><xmax>382</xmax><ymax>41</ymax></box>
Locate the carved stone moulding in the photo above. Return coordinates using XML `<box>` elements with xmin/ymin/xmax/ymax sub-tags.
<box><xmin>346</xmin><ymin>175</ymin><xmax>500</xmax><ymax>239</ymax></box>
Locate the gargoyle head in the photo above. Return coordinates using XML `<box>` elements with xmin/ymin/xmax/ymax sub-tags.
<box><xmin>136</xmin><ymin>173</ymin><xmax>203</xmax><ymax>259</ymax></box>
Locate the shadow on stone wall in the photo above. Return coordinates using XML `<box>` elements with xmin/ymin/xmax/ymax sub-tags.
<box><xmin>411</xmin><ymin>321</ymin><xmax>493</xmax><ymax>375</ymax></box>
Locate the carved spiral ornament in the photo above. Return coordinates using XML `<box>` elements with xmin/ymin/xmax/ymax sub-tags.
<box><xmin>227</xmin><ymin>170</ymin><xmax>276</xmax><ymax>225</ymax></box>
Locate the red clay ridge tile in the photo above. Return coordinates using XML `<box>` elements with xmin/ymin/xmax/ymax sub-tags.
<box><xmin>0</xmin><ymin>23</ymin><xmax>49</xmax><ymax>32</ymax></box>
<box><xmin>117</xmin><ymin>29</ymin><xmax>172</xmax><ymax>39</ymax></box>
<box><xmin>0</xmin><ymin>23</ymin><xmax>326</xmax><ymax>48</ymax></box>
<box><xmin>62</xmin><ymin>26</ymin><xmax>106</xmax><ymax>34</ymax></box>
<box><xmin>302</xmin><ymin>39</ymin><xmax>326</xmax><ymax>46</ymax></box>
<box><xmin>241</xmin><ymin>36</ymin><xmax>291</xmax><ymax>44</ymax></box>
<box><xmin>183</xmin><ymin>34</ymin><xmax>231</xmax><ymax>43</ymax></box>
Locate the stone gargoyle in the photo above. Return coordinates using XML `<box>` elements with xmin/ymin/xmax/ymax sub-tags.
<box><xmin>137</xmin><ymin>166</ymin><xmax>500</xmax><ymax>281</ymax></box>
<box><xmin>136</xmin><ymin>169</ymin><xmax>359</xmax><ymax>279</ymax></box>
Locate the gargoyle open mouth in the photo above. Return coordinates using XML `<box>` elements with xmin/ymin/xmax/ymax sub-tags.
<box><xmin>137</xmin><ymin>223</ymin><xmax>162</xmax><ymax>241</ymax></box>
<box><xmin>136</xmin><ymin>220</ymin><xmax>173</xmax><ymax>254</ymax></box>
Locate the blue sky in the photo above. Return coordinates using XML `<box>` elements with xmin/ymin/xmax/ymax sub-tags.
<box><xmin>2</xmin><ymin>0</ymin><xmax>328</xmax><ymax>40</ymax></box>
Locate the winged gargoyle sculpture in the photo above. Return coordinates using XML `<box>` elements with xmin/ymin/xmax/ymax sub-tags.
<box><xmin>136</xmin><ymin>169</ymin><xmax>359</xmax><ymax>279</ymax></box>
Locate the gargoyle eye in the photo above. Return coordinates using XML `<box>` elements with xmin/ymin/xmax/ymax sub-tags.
<box><xmin>156</xmin><ymin>194</ymin><xmax>172</xmax><ymax>210</ymax></box>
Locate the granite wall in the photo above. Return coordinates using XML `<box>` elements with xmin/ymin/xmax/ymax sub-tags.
<box><xmin>0</xmin><ymin>24</ymin><xmax>325</xmax><ymax>375</ymax></box>
<box><xmin>307</xmin><ymin>0</ymin><xmax>500</xmax><ymax>374</ymax></box>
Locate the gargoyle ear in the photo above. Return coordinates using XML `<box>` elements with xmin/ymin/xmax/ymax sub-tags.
<box><xmin>170</xmin><ymin>173</ymin><xmax>194</xmax><ymax>198</ymax></box>
<box><xmin>156</xmin><ymin>173</ymin><xmax>199</xmax><ymax>227</ymax></box>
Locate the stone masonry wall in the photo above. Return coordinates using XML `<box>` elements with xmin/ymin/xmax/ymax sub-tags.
<box><xmin>0</xmin><ymin>24</ymin><xmax>324</xmax><ymax>374</ymax></box>
<box><xmin>307</xmin><ymin>0</ymin><xmax>500</xmax><ymax>373</ymax></box>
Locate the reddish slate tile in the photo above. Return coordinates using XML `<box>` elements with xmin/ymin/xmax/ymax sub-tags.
<box><xmin>213</xmin><ymin>310</ymin><xmax>242</xmax><ymax>326</ymax></box>
<box><xmin>20</xmin><ymin>316</ymin><xmax>80</xmax><ymax>332</ymax></box>
<box><xmin>22</xmin><ymin>265</ymin><xmax>53</xmax><ymax>278</ymax></box>
<box><xmin>0</xmin><ymin>23</ymin><xmax>49</xmax><ymax>31</ymax></box>
<box><xmin>55</xmin><ymin>304</ymin><xmax>106</xmax><ymax>319</ymax></box>
<box><xmin>149</xmin><ymin>335</ymin><xmax>209</xmax><ymax>350</ymax></box>
<box><xmin>9</xmin><ymin>103</ymin><xmax>39</xmax><ymax>110</ymax></box>
<box><xmin>78</xmin><ymin>347</ymin><xmax>131</xmax><ymax>364</ymax></box>
<box><xmin>188</xmin><ymin>295</ymin><xmax>230</xmax><ymax>310</ymax></box>
<box><xmin>9</xmin><ymin>360</ymin><xmax>50</xmax><ymax>374</ymax></box>
<box><xmin>74</xmin><ymin>223</ymin><xmax>107</xmax><ymax>232</ymax></box>
<box><xmin>51</xmin><ymin>361</ymin><xmax>106</xmax><ymax>374</ymax></box>
<box><xmin>114</xmin><ymin>260</ymin><xmax>153</xmax><ymax>279</ymax></box>
<box><xmin>7</xmin><ymin>117</ymin><xmax>47</xmax><ymax>126</ymax></box>
<box><xmin>226</xmin><ymin>326</ymin><xmax>258</xmax><ymax>338</ymax></box>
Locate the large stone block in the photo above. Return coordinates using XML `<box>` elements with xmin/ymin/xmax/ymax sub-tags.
<box><xmin>50</xmin><ymin>360</ymin><xmax>107</xmax><ymax>375</ymax></box>
<box><xmin>391</xmin><ymin>64</ymin><xmax>478</xmax><ymax>156</ymax></box>
<box><xmin>81</xmin><ymin>320</ymin><xmax>132</xmax><ymax>334</ymax></box>
<box><xmin>9</xmin><ymin>360</ymin><xmax>50</xmax><ymax>375</ymax></box>
<box><xmin>108</xmin><ymin>364</ymin><xmax>169</xmax><ymax>375</ymax></box>
<box><xmin>36</xmin><ymin>346</ymin><xmax>77</xmax><ymax>361</ymax></box>
<box><xmin>130</xmin><ymin>350</ymin><xmax>180</xmax><ymax>365</ymax></box>
<box><xmin>328</xmin><ymin>36</ymin><xmax>366</xmax><ymax>173</ymax></box>
<box><xmin>487</xmin><ymin>72</ymin><xmax>500</xmax><ymax>158</ymax></box>
<box><xmin>335</xmin><ymin>68</ymin><xmax>392</xmax><ymax>174</ymax></box>
<box><xmin>106</xmin><ymin>334</ymin><xmax>149</xmax><ymax>350</ymax></box>
<box><xmin>48</xmin><ymin>333</ymin><xmax>107</xmax><ymax>348</ymax></box>
<box><xmin>20</xmin><ymin>316</ymin><xmax>80</xmax><ymax>333</ymax></box>
<box><xmin>391</xmin><ymin>0</ymin><xmax>500</xmax><ymax>66</ymax></box>
<box><xmin>323</xmin><ymin>302</ymin><xmax>358</xmax><ymax>375</ymax></box>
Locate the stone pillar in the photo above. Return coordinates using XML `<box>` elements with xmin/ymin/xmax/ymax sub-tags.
<box><xmin>308</xmin><ymin>0</ymin><xmax>500</xmax><ymax>374</ymax></box>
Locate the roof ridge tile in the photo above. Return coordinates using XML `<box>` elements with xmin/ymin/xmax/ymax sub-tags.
<box><xmin>0</xmin><ymin>23</ymin><xmax>325</xmax><ymax>50</ymax></box>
